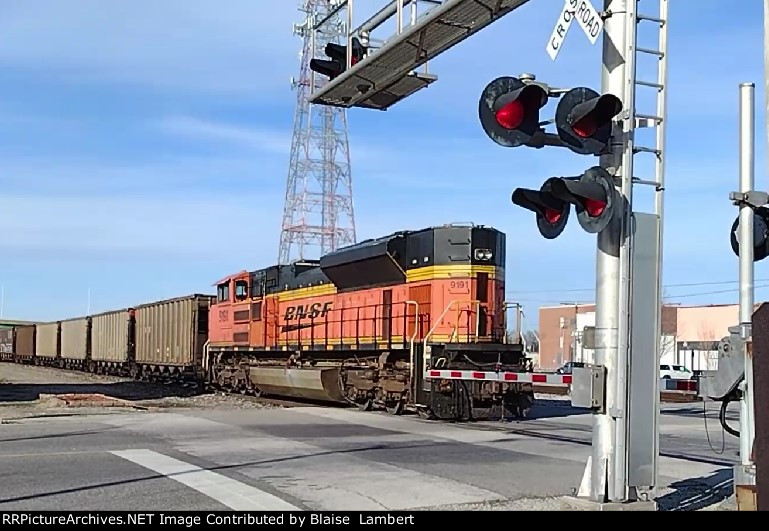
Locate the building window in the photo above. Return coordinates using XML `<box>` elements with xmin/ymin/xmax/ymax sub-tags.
<box><xmin>559</xmin><ymin>336</ymin><xmax>564</xmax><ymax>349</ymax></box>
<box><xmin>559</xmin><ymin>317</ymin><xmax>565</xmax><ymax>328</ymax></box>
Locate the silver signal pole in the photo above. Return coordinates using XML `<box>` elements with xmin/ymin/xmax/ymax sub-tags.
<box><xmin>733</xmin><ymin>82</ymin><xmax>757</xmax><ymax>505</ymax></box>
<box><xmin>583</xmin><ymin>0</ymin><xmax>664</xmax><ymax>507</ymax></box>
<box><xmin>590</xmin><ymin>0</ymin><xmax>631</xmax><ymax>503</ymax></box>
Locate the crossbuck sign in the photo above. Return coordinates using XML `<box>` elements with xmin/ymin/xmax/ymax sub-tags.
<box><xmin>546</xmin><ymin>0</ymin><xmax>604</xmax><ymax>60</ymax></box>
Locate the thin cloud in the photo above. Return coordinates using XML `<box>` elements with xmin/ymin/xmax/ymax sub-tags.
<box><xmin>0</xmin><ymin>0</ymin><xmax>299</xmax><ymax>95</ymax></box>
<box><xmin>155</xmin><ymin>115</ymin><xmax>292</xmax><ymax>154</ymax></box>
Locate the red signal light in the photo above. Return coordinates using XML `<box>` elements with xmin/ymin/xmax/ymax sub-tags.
<box><xmin>511</xmin><ymin>177</ymin><xmax>571</xmax><ymax>240</ymax></box>
<box><xmin>309</xmin><ymin>37</ymin><xmax>367</xmax><ymax>80</ymax></box>
<box><xmin>479</xmin><ymin>76</ymin><xmax>548</xmax><ymax>148</ymax></box>
<box><xmin>495</xmin><ymin>100</ymin><xmax>524</xmax><ymax>130</ymax></box>
<box><xmin>549</xmin><ymin>167</ymin><xmax>618</xmax><ymax>234</ymax></box>
<box><xmin>584</xmin><ymin>198</ymin><xmax>606</xmax><ymax>217</ymax></box>
<box><xmin>571</xmin><ymin>116</ymin><xmax>598</xmax><ymax>138</ymax></box>
<box><xmin>555</xmin><ymin>87</ymin><xmax>622</xmax><ymax>155</ymax></box>
<box><xmin>544</xmin><ymin>209</ymin><xmax>562</xmax><ymax>224</ymax></box>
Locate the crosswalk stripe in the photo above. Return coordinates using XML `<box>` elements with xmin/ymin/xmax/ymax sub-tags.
<box><xmin>110</xmin><ymin>448</ymin><xmax>300</xmax><ymax>511</ymax></box>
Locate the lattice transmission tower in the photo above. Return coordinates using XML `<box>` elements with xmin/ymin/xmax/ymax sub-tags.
<box><xmin>278</xmin><ymin>0</ymin><xmax>356</xmax><ymax>264</ymax></box>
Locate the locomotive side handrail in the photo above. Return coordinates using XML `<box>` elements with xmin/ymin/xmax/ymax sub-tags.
<box><xmin>423</xmin><ymin>299</ymin><xmax>480</xmax><ymax>374</ymax></box>
<box><xmin>450</xmin><ymin>300</ymin><xmax>480</xmax><ymax>343</ymax></box>
<box><xmin>270</xmin><ymin>299</ymin><xmax>428</xmax><ymax>352</ymax></box>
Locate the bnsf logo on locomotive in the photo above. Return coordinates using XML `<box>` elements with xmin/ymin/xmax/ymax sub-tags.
<box><xmin>284</xmin><ymin>301</ymin><xmax>332</xmax><ymax>321</ymax></box>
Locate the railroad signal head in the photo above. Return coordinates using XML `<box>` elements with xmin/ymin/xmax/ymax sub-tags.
<box><xmin>479</xmin><ymin>76</ymin><xmax>548</xmax><ymax>148</ymax></box>
<box><xmin>550</xmin><ymin>166</ymin><xmax>618</xmax><ymax>233</ymax></box>
<box><xmin>556</xmin><ymin>87</ymin><xmax>623</xmax><ymax>155</ymax></box>
<box><xmin>730</xmin><ymin>206</ymin><xmax>769</xmax><ymax>262</ymax></box>
<box><xmin>310</xmin><ymin>37</ymin><xmax>366</xmax><ymax>80</ymax></box>
<box><xmin>511</xmin><ymin>177</ymin><xmax>571</xmax><ymax>239</ymax></box>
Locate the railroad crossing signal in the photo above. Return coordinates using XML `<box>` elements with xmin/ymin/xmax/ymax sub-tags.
<box><xmin>478</xmin><ymin>76</ymin><xmax>548</xmax><ymax>148</ymax></box>
<box><xmin>555</xmin><ymin>87</ymin><xmax>623</xmax><ymax>155</ymax></box>
<box><xmin>476</xmin><ymin>74</ymin><xmax>623</xmax><ymax>238</ymax></box>
<box><xmin>730</xmin><ymin>206</ymin><xmax>769</xmax><ymax>262</ymax></box>
<box><xmin>310</xmin><ymin>37</ymin><xmax>366</xmax><ymax>80</ymax></box>
<box><xmin>512</xmin><ymin>166</ymin><xmax>619</xmax><ymax>238</ymax></box>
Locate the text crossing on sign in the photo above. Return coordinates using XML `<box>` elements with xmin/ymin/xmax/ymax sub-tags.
<box><xmin>545</xmin><ymin>0</ymin><xmax>604</xmax><ymax>61</ymax></box>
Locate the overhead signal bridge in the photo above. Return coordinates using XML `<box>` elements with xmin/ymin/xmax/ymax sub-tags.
<box><xmin>307</xmin><ymin>0</ymin><xmax>533</xmax><ymax>110</ymax></box>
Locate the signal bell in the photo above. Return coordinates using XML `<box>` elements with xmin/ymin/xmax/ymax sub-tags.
<box><xmin>730</xmin><ymin>206</ymin><xmax>769</xmax><ymax>262</ymax></box>
<box><xmin>479</xmin><ymin>76</ymin><xmax>548</xmax><ymax>148</ymax></box>
<box><xmin>556</xmin><ymin>87</ymin><xmax>623</xmax><ymax>155</ymax></box>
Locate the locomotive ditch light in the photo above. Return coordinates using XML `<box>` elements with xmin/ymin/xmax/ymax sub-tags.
<box><xmin>555</xmin><ymin>87</ymin><xmax>623</xmax><ymax>156</ymax></box>
<box><xmin>550</xmin><ymin>166</ymin><xmax>619</xmax><ymax>234</ymax></box>
<box><xmin>310</xmin><ymin>37</ymin><xmax>367</xmax><ymax>80</ymax></box>
<box><xmin>474</xmin><ymin>248</ymin><xmax>493</xmax><ymax>261</ymax></box>
<box><xmin>512</xmin><ymin>177</ymin><xmax>571</xmax><ymax>239</ymax></box>
<box><xmin>730</xmin><ymin>206</ymin><xmax>769</xmax><ymax>262</ymax></box>
<box><xmin>479</xmin><ymin>76</ymin><xmax>548</xmax><ymax>148</ymax></box>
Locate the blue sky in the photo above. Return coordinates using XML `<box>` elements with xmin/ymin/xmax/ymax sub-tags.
<box><xmin>0</xmin><ymin>0</ymin><xmax>767</xmax><ymax>330</ymax></box>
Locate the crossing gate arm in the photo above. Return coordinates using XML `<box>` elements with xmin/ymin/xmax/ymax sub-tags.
<box><xmin>308</xmin><ymin>0</ymin><xmax>533</xmax><ymax>110</ymax></box>
<box><xmin>425</xmin><ymin>370</ymin><xmax>699</xmax><ymax>392</ymax></box>
<box><xmin>426</xmin><ymin>369</ymin><xmax>572</xmax><ymax>385</ymax></box>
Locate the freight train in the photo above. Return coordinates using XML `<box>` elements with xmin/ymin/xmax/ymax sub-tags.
<box><xmin>0</xmin><ymin>223</ymin><xmax>535</xmax><ymax>421</ymax></box>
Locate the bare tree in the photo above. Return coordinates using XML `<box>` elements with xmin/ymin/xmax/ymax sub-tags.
<box><xmin>659</xmin><ymin>334</ymin><xmax>676</xmax><ymax>362</ymax></box>
<box><xmin>504</xmin><ymin>329</ymin><xmax>539</xmax><ymax>352</ymax></box>
<box><xmin>522</xmin><ymin>330</ymin><xmax>539</xmax><ymax>352</ymax></box>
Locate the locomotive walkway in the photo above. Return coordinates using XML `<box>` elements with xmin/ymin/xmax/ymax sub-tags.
<box><xmin>0</xmin><ymin>383</ymin><xmax>739</xmax><ymax>511</ymax></box>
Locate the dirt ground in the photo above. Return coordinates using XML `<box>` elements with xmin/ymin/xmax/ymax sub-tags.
<box><xmin>0</xmin><ymin>362</ymin><xmax>283</xmax><ymax>421</ymax></box>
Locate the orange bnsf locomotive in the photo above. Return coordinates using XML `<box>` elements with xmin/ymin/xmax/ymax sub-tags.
<box><xmin>206</xmin><ymin>223</ymin><xmax>534</xmax><ymax>420</ymax></box>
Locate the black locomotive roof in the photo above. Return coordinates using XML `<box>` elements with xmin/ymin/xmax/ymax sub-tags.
<box><xmin>244</xmin><ymin>223</ymin><xmax>505</xmax><ymax>294</ymax></box>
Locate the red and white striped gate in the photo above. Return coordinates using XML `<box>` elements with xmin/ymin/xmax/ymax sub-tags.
<box><xmin>425</xmin><ymin>369</ymin><xmax>572</xmax><ymax>386</ymax></box>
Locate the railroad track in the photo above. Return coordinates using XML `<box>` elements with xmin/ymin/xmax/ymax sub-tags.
<box><xmin>465</xmin><ymin>416</ymin><xmax>737</xmax><ymax>468</ymax></box>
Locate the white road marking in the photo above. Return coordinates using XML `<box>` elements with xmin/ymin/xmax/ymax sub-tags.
<box><xmin>107</xmin><ymin>415</ymin><xmax>505</xmax><ymax>510</ymax></box>
<box><xmin>110</xmin><ymin>449</ymin><xmax>300</xmax><ymax>511</ymax></box>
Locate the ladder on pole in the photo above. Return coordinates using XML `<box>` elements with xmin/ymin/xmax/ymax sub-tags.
<box><xmin>630</xmin><ymin>0</ymin><xmax>669</xmax><ymax>205</ymax></box>
<box><xmin>621</xmin><ymin>0</ymin><xmax>669</xmax><ymax>499</ymax></box>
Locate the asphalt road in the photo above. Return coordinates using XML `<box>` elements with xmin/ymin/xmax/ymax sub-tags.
<box><xmin>0</xmin><ymin>397</ymin><xmax>739</xmax><ymax>511</ymax></box>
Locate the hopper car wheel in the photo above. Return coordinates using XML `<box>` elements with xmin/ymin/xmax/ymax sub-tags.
<box><xmin>385</xmin><ymin>400</ymin><xmax>404</xmax><ymax>416</ymax></box>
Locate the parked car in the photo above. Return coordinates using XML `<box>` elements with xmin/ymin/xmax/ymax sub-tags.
<box><xmin>556</xmin><ymin>361</ymin><xmax>585</xmax><ymax>374</ymax></box>
<box><xmin>659</xmin><ymin>364</ymin><xmax>693</xmax><ymax>380</ymax></box>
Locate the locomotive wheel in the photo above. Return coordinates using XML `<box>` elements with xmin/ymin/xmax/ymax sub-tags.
<box><xmin>417</xmin><ymin>407</ymin><xmax>435</xmax><ymax>420</ymax></box>
<box><xmin>356</xmin><ymin>398</ymin><xmax>373</xmax><ymax>411</ymax></box>
<box><xmin>385</xmin><ymin>400</ymin><xmax>404</xmax><ymax>416</ymax></box>
<box><xmin>506</xmin><ymin>392</ymin><xmax>534</xmax><ymax>419</ymax></box>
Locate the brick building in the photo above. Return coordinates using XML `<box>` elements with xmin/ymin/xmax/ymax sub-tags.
<box><xmin>537</xmin><ymin>303</ymin><xmax>679</xmax><ymax>370</ymax></box>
